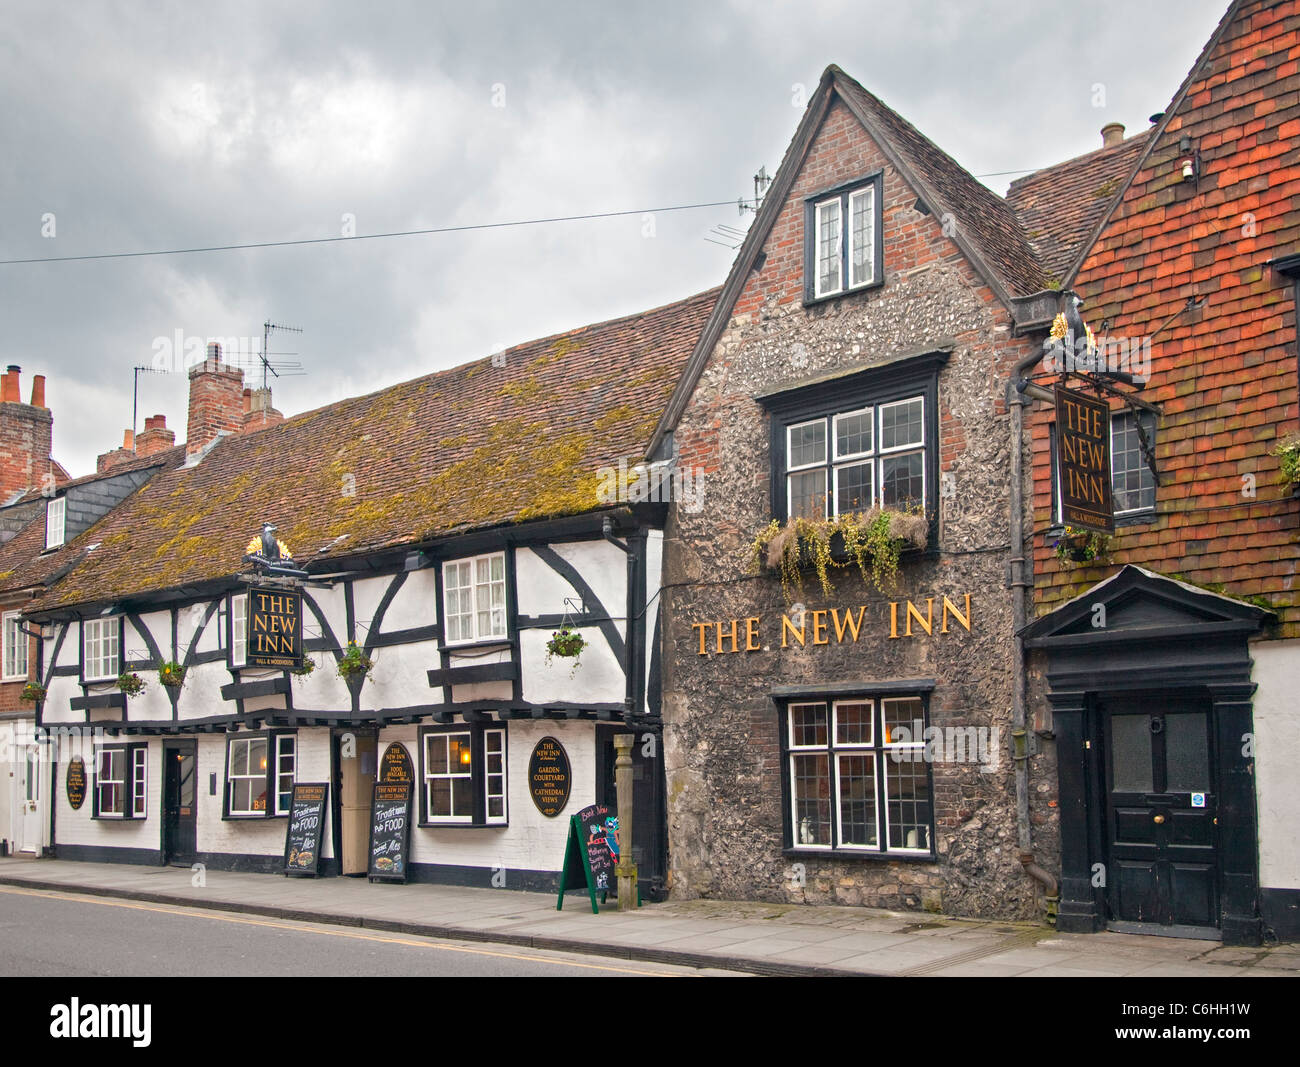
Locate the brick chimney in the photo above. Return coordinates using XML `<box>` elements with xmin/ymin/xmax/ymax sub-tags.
<box><xmin>186</xmin><ymin>343</ymin><xmax>245</xmax><ymax>455</ymax></box>
<box><xmin>1101</xmin><ymin>122</ymin><xmax>1125</xmax><ymax>148</ymax></box>
<box><xmin>97</xmin><ymin>429</ymin><xmax>136</xmax><ymax>473</ymax></box>
<box><xmin>137</xmin><ymin>414</ymin><xmax>176</xmax><ymax>456</ymax></box>
<box><xmin>0</xmin><ymin>365</ymin><xmax>54</xmax><ymax>497</ymax></box>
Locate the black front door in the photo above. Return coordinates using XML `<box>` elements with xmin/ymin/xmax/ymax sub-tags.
<box><xmin>1102</xmin><ymin>696</ymin><xmax>1218</xmax><ymax>930</ymax></box>
<box><xmin>163</xmin><ymin>741</ymin><xmax>197</xmax><ymax>865</ymax></box>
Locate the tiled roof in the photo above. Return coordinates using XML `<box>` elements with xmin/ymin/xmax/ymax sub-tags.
<box><xmin>1006</xmin><ymin>131</ymin><xmax>1151</xmax><ymax>285</ymax></box>
<box><xmin>9</xmin><ymin>444</ymin><xmax>186</xmax><ymax>505</ymax></box>
<box><xmin>30</xmin><ymin>288</ymin><xmax>719</xmax><ymax>613</ymax></box>
<box><xmin>832</xmin><ymin>70</ymin><xmax>1048</xmax><ymax>297</ymax></box>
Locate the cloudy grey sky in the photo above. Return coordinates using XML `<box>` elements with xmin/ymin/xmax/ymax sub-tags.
<box><xmin>0</xmin><ymin>0</ymin><xmax>1229</xmax><ymax>476</ymax></box>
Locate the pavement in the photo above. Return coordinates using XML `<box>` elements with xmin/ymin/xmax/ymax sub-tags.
<box><xmin>1</xmin><ymin>854</ymin><xmax>1298</xmax><ymax>977</ymax></box>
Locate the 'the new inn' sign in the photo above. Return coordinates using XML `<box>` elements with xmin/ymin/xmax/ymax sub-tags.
<box><xmin>1055</xmin><ymin>385</ymin><xmax>1114</xmax><ymax>534</ymax></box>
<box><xmin>247</xmin><ymin>587</ymin><xmax>304</xmax><ymax>669</ymax></box>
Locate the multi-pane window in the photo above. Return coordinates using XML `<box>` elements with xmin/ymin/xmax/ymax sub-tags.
<box><xmin>275</xmin><ymin>734</ymin><xmax>296</xmax><ymax>816</ymax></box>
<box><xmin>227</xmin><ymin>737</ymin><xmax>269</xmax><ymax>815</ymax></box>
<box><xmin>93</xmin><ymin>743</ymin><xmax>147</xmax><ymax>819</ymax></box>
<box><xmin>785</xmin><ymin>397</ymin><xmax>927</xmax><ymax>520</ymax></box>
<box><xmin>83</xmin><ymin>617</ymin><xmax>121</xmax><ymax>682</ymax></box>
<box><xmin>1111</xmin><ymin>411</ymin><xmax>1157</xmax><ymax>515</ymax></box>
<box><xmin>230</xmin><ymin>593</ymin><xmax>248</xmax><ymax>667</ymax></box>
<box><xmin>2</xmin><ymin>610</ymin><xmax>28</xmax><ymax>681</ymax></box>
<box><xmin>785</xmin><ymin>696</ymin><xmax>932</xmax><ymax>854</ymax></box>
<box><xmin>420</xmin><ymin>726</ymin><xmax>508</xmax><ymax>826</ymax></box>
<box><xmin>1051</xmin><ymin>410</ymin><xmax>1158</xmax><ymax>521</ymax></box>
<box><xmin>45</xmin><ymin>496</ymin><xmax>65</xmax><ymax>550</ymax></box>
<box><xmin>807</xmin><ymin>175</ymin><xmax>882</xmax><ymax>301</ymax></box>
<box><xmin>442</xmin><ymin>552</ymin><xmax>507</xmax><ymax>644</ymax></box>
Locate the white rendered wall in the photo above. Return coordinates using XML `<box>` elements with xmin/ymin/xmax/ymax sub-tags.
<box><xmin>1252</xmin><ymin>638</ymin><xmax>1300</xmax><ymax>890</ymax></box>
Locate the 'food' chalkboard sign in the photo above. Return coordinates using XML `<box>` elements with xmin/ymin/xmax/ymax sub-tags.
<box><xmin>368</xmin><ymin>781</ymin><xmax>412</xmax><ymax>883</ymax></box>
<box><xmin>283</xmin><ymin>783</ymin><xmax>328</xmax><ymax>877</ymax></box>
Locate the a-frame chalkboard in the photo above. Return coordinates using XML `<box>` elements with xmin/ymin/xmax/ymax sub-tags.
<box><xmin>283</xmin><ymin>783</ymin><xmax>328</xmax><ymax>877</ymax></box>
<box><xmin>556</xmin><ymin>803</ymin><xmax>620</xmax><ymax>913</ymax></box>
<box><xmin>368</xmin><ymin>781</ymin><xmax>412</xmax><ymax>883</ymax></box>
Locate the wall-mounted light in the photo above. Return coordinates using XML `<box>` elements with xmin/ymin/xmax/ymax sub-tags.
<box><xmin>459</xmin><ymin>748</ymin><xmax>472</xmax><ymax>766</ymax></box>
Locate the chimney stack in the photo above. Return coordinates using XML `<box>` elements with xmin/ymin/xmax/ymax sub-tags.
<box><xmin>96</xmin><ymin>429</ymin><xmax>136</xmax><ymax>473</ymax></box>
<box><xmin>186</xmin><ymin>343</ymin><xmax>245</xmax><ymax>455</ymax></box>
<box><xmin>1101</xmin><ymin>122</ymin><xmax>1125</xmax><ymax>148</ymax></box>
<box><xmin>136</xmin><ymin>414</ymin><xmax>176</xmax><ymax>457</ymax></box>
<box><xmin>242</xmin><ymin>387</ymin><xmax>284</xmax><ymax>432</ymax></box>
<box><xmin>0</xmin><ymin>364</ymin><xmax>55</xmax><ymax>495</ymax></box>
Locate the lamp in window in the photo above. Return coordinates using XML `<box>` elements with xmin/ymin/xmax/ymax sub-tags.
<box><xmin>459</xmin><ymin>748</ymin><xmax>472</xmax><ymax>766</ymax></box>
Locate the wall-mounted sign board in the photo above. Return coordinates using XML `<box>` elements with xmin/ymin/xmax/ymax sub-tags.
<box><xmin>66</xmin><ymin>757</ymin><xmax>86</xmax><ymax>810</ymax></box>
<box><xmin>1055</xmin><ymin>385</ymin><xmax>1114</xmax><ymax>534</ymax></box>
<box><xmin>528</xmin><ymin>736</ymin><xmax>571</xmax><ymax>817</ymax></box>
<box><xmin>247</xmin><ymin>587</ymin><xmax>304</xmax><ymax>669</ymax></box>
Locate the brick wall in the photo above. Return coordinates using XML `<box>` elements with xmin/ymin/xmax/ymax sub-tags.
<box><xmin>186</xmin><ymin>357</ymin><xmax>245</xmax><ymax>455</ymax></box>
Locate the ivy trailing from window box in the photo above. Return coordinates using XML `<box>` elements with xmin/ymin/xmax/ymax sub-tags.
<box><xmin>337</xmin><ymin>641</ymin><xmax>373</xmax><ymax>681</ymax></box>
<box><xmin>545</xmin><ymin>625</ymin><xmax>587</xmax><ymax>668</ymax></box>
<box><xmin>157</xmin><ymin>660</ymin><xmax>186</xmax><ymax>688</ymax></box>
<box><xmin>1053</xmin><ymin>526</ymin><xmax>1112</xmax><ymax>565</ymax></box>
<box><xmin>116</xmin><ymin>671</ymin><xmax>146</xmax><ymax>697</ymax></box>
<box><xmin>20</xmin><ymin>682</ymin><xmax>45</xmax><ymax>703</ymax></box>
<box><xmin>748</xmin><ymin>507</ymin><xmax>929</xmax><ymax>602</ymax></box>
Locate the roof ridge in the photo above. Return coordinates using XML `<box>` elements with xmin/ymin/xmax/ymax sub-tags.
<box><xmin>1008</xmin><ymin>128</ymin><xmax>1153</xmax><ymax>191</ymax></box>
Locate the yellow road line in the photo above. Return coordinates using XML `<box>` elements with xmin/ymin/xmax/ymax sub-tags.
<box><xmin>0</xmin><ymin>884</ymin><xmax>682</xmax><ymax>976</ymax></box>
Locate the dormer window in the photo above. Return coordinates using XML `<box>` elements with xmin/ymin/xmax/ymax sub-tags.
<box><xmin>805</xmin><ymin>172</ymin><xmax>884</xmax><ymax>303</ymax></box>
<box><xmin>45</xmin><ymin>495</ymin><xmax>65</xmax><ymax>550</ymax></box>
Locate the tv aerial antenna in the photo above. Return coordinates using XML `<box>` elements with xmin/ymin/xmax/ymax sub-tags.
<box><xmin>258</xmin><ymin>320</ymin><xmax>306</xmax><ymax>391</ymax></box>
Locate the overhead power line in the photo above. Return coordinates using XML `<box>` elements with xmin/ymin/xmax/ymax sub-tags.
<box><xmin>0</xmin><ymin>200</ymin><xmax>749</xmax><ymax>266</ymax></box>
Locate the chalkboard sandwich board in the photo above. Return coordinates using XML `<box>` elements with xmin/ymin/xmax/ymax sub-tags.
<box><xmin>368</xmin><ymin>780</ymin><xmax>412</xmax><ymax>883</ymax></box>
<box><xmin>556</xmin><ymin>802</ymin><xmax>621</xmax><ymax>913</ymax></box>
<box><xmin>283</xmin><ymin>782</ymin><xmax>329</xmax><ymax>877</ymax></box>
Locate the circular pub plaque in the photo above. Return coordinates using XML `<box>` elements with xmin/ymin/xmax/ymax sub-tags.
<box><xmin>66</xmin><ymin>757</ymin><xmax>87</xmax><ymax>810</ymax></box>
<box><xmin>528</xmin><ymin>736</ymin><xmax>571</xmax><ymax>818</ymax></box>
<box><xmin>380</xmin><ymin>742</ymin><xmax>414</xmax><ymax>783</ymax></box>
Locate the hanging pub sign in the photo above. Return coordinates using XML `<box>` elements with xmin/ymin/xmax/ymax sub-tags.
<box><xmin>528</xmin><ymin>736</ymin><xmax>571</xmax><ymax>817</ymax></box>
<box><xmin>1055</xmin><ymin>385</ymin><xmax>1115</xmax><ymax>534</ymax></box>
<box><xmin>380</xmin><ymin>742</ymin><xmax>414</xmax><ymax>784</ymax></box>
<box><xmin>556</xmin><ymin>802</ymin><xmax>620</xmax><ymax>914</ymax></box>
<box><xmin>246</xmin><ymin>586</ymin><xmax>304</xmax><ymax>669</ymax></box>
<box><xmin>368</xmin><ymin>780</ymin><xmax>412</xmax><ymax>883</ymax></box>
<box><xmin>283</xmin><ymin>782</ymin><xmax>328</xmax><ymax>877</ymax></box>
<box><xmin>66</xmin><ymin>757</ymin><xmax>87</xmax><ymax>810</ymax></box>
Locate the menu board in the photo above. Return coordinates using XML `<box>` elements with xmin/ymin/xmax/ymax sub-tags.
<box><xmin>283</xmin><ymin>783</ymin><xmax>328</xmax><ymax>877</ymax></box>
<box><xmin>66</xmin><ymin>757</ymin><xmax>87</xmax><ymax>810</ymax></box>
<box><xmin>368</xmin><ymin>781</ymin><xmax>412</xmax><ymax>883</ymax></box>
<box><xmin>556</xmin><ymin>802</ymin><xmax>622</xmax><ymax>913</ymax></box>
<box><xmin>528</xmin><ymin>736</ymin><xmax>571</xmax><ymax>817</ymax></box>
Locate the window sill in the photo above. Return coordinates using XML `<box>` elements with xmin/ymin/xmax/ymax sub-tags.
<box><xmin>439</xmin><ymin>638</ymin><xmax>514</xmax><ymax>655</ymax></box>
<box><xmin>802</xmin><ymin>277</ymin><xmax>884</xmax><ymax>309</ymax></box>
<box><xmin>222</xmin><ymin>812</ymin><xmax>286</xmax><ymax>821</ymax></box>
<box><xmin>783</xmin><ymin>847</ymin><xmax>936</xmax><ymax>863</ymax></box>
<box><xmin>418</xmin><ymin>821</ymin><xmax>509</xmax><ymax>830</ymax></box>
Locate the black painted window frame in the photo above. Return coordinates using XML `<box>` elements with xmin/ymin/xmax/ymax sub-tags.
<box><xmin>222</xmin><ymin>729</ymin><xmax>297</xmax><ymax>819</ymax></box>
<box><xmin>762</xmin><ymin>350</ymin><xmax>946</xmax><ymax>539</ymax></box>
<box><xmin>417</xmin><ymin>723</ymin><xmax>508</xmax><ymax>828</ymax></box>
<box><xmin>778</xmin><ymin>691</ymin><xmax>936</xmax><ymax>859</ymax></box>
<box><xmin>804</xmin><ymin>171</ymin><xmax>885</xmax><ymax>305</ymax></box>
<box><xmin>92</xmin><ymin>741</ymin><xmax>148</xmax><ymax>820</ymax></box>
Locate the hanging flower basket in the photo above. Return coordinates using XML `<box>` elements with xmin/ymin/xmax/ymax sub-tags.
<box><xmin>20</xmin><ymin>682</ymin><xmax>46</xmax><ymax>703</ymax></box>
<box><xmin>116</xmin><ymin>671</ymin><xmax>147</xmax><ymax>697</ymax></box>
<box><xmin>291</xmin><ymin>657</ymin><xmax>316</xmax><ymax>679</ymax></box>
<box><xmin>157</xmin><ymin>660</ymin><xmax>186</xmax><ymax>688</ymax></box>
<box><xmin>545</xmin><ymin>626</ymin><xmax>587</xmax><ymax>668</ymax></box>
<box><xmin>1053</xmin><ymin>526</ymin><xmax>1111</xmax><ymax>565</ymax></box>
<box><xmin>337</xmin><ymin>641</ymin><xmax>373</xmax><ymax>680</ymax></box>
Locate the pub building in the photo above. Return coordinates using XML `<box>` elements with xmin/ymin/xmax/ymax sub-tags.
<box><xmin>26</xmin><ymin>293</ymin><xmax>716</xmax><ymax>895</ymax></box>
<box><xmin>652</xmin><ymin>64</ymin><xmax>1090</xmax><ymax>920</ymax></box>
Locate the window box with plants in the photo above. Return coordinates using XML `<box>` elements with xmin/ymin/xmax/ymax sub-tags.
<box><xmin>749</xmin><ymin>506</ymin><xmax>930</xmax><ymax>602</ymax></box>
